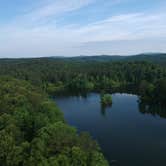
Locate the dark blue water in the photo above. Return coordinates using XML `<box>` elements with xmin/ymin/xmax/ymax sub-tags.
<box><xmin>55</xmin><ymin>93</ymin><xmax>166</xmax><ymax>166</ymax></box>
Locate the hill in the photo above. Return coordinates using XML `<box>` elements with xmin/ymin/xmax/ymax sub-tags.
<box><xmin>53</xmin><ymin>53</ymin><xmax>166</xmax><ymax>65</ymax></box>
<box><xmin>1</xmin><ymin>53</ymin><xmax>166</xmax><ymax>65</ymax></box>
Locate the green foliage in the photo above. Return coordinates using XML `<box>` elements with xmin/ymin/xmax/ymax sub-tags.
<box><xmin>0</xmin><ymin>59</ymin><xmax>165</xmax><ymax>92</ymax></box>
<box><xmin>155</xmin><ymin>78</ymin><xmax>166</xmax><ymax>104</ymax></box>
<box><xmin>0</xmin><ymin>77</ymin><xmax>108</xmax><ymax>166</ymax></box>
<box><xmin>139</xmin><ymin>80</ymin><xmax>155</xmax><ymax>102</ymax></box>
<box><xmin>0</xmin><ymin>57</ymin><xmax>166</xmax><ymax>165</ymax></box>
<box><xmin>139</xmin><ymin>78</ymin><xmax>166</xmax><ymax>105</ymax></box>
<box><xmin>46</xmin><ymin>82</ymin><xmax>65</xmax><ymax>95</ymax></box>
<box><xmin>90</xmin><ymin>152</ymin><xmax>109</xmax><ymax>166</ymax></box>
<box><xmin>101</xmin><ymin>94</ymin><xmax>112</xmax><ymax>106</ymax></box>
<box><xmin>67</xmin><ymin>75</ymin><xmax>94</xmax><ymax>93</ymax></box>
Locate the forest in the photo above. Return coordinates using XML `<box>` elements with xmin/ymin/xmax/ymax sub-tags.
<box><xmin>0</xmin><ymin>56</ymin><xmax>166</xmax><ymax>105</ymax></box>
<box><xmin>0</xmin><ymin>55</ymin><xmax>166</xmax><ymax>166</ymax></box>
<box><xmin>0</xmin><ymin>77</ymin><xmax>108</xmax><ymax>166</ymax></box>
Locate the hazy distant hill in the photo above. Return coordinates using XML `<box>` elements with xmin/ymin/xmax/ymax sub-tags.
<box><xmin>125</xmin><ymin>53</ymin><xmax>166</xmax><ymax>65</ymax></box>
<box><xmin>65</xmin><ymin>55</ymin><xmax>126</xmax><ymax>62</ymax></box>
<box><xmin>58</xmin><ymin>53</ymin><xmax>166</xmax><ymax>65</ymax></box>
<box><xmin>0</xmin><ymin>53</ymin><xmax>166</xmax><ymax>66</ymax></box>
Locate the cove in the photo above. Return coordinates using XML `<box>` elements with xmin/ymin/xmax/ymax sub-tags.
<box><xmin>54</xmin><ymin>93</ymin><xmax>166</xmax><ymax>166</ymax></box>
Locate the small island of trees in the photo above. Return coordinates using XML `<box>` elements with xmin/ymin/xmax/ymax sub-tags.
<box><xmin>101</xmin><ymin>94</ymin><xmax>112</xmax><ymax>106</ymax></box>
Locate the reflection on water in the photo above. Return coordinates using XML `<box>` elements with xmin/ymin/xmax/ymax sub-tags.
<box><xmin>139</xmin><ymin>102</ymin><xmax>166</xmax><ymax>118</ymax></box>
<box><xmin>55</xmin><ymin>93</ymin><xmax>166</xmax><ymax>166</ymax></box>
<box><xmin>100</xmin><ymin>105</ymin><xmax>112</xmax><ymax>117</ymax></box>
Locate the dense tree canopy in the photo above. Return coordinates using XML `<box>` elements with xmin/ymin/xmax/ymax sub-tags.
<box><xmin>0</xmin><ymin>77</ymin><xmax>108</xmax><ymax>166</ymax></box>
<box><xmin>101</xmin><ymin>94</ymin><xmax>112</xmax><ymax>106</ymax></box>
<box><xmin>0</xmin><ymin>56</ymin><xmax>166</xmax><ymax>165</ymax></box>
<box><xmin>0</xmin><ymin>58</ymin><xmax>165</xmax><ymax>104</ymax></box>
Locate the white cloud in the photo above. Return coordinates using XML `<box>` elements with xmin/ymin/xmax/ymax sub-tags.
<box><xmin>0</xmin><ymin>0</ymin><xmax>166</xmax><ymax>57</ymax></box>
<box><xmin>77</xmin><ymin>12</ymin><xmax>166</xmax><ymax>42</ymax></box>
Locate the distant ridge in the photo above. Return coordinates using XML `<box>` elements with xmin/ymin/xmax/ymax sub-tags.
<box><xmin>0</xmin><ymin>53</ymin><xmax>166</xmax><ymax>65</ymax></box>
<box><xmin>50</xmin><ymin>53</ymin><xmax>166</xmax><ymax>65</ymax></box>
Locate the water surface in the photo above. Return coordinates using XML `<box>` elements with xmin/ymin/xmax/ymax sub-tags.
<box><xmin>55</xmin><ymin>93</ymin><xmax>166</xmax><ymax>166</ymax></box>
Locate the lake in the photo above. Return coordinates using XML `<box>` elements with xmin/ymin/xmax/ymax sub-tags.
<box><xmin>55</xmin><ymin>93</ymin><xmax>166</xmax><ymax>166</ymax></box>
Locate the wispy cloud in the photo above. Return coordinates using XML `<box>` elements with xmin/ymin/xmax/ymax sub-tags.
<box><xmin>77</xmin><ymin>12</ymin><xmax>166</xmax><ymax>42</ymax></box>
<box><xmin>0</xmin><ymin>0</ymin><xmax>166</xmax><ymax>57</ymax></box>
<box><xmin>7</xmin><ymin>0</ymin><xmax>94</xmax><ymax>28</ymax></box>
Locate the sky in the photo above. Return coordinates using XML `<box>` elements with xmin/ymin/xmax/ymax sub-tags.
<box><xmin>0</xmin><ymin>0</ymin><xmax>166</xmax><ymax>58</ymax></box>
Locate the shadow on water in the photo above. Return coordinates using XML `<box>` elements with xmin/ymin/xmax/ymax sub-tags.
<box><xmin>54</xmin><ymin>91</ymin><xmax>89</xmax><ymax>98</ymax></box>
<box><xmin>139</xmin><ymin>101</ymin><xmax>166</xmax><ymax>118</ymax></box>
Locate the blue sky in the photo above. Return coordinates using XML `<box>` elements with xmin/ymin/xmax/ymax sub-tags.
<box><xmin>0</xmin><ymin>0</ymin><xmax>166</xmax><ymax>57</ymax></box>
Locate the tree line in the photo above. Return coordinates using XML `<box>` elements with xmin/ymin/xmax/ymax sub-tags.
<box><xmin>0</xmin><ymin>58</ymin><xmax>166</xmax><ymax>105</ymax></box>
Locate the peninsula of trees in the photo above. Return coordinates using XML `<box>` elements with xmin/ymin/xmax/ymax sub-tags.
<box><xmin>0</xmin><ymin>77</ymin><xmax>108</xmax><ymax>166</ymax></box>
